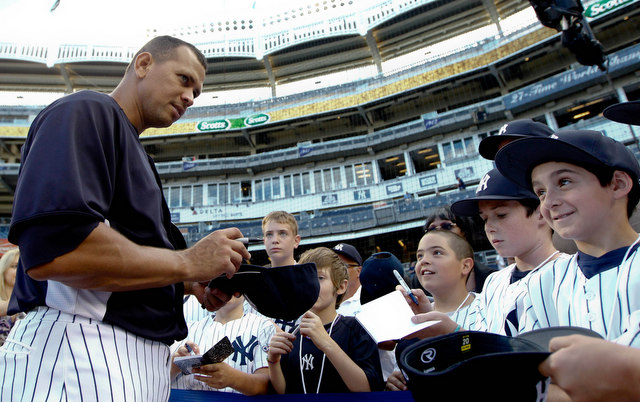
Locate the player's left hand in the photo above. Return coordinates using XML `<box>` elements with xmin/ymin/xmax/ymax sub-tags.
<box><xmin>193</xmin><ymin>362</ymin><xmax>234</xmax><ymax>389</ymax></box>
<box><xmin>191</xmin><ymin>281</ymin><xmax>235</xmax><ymax>312</ymax></box>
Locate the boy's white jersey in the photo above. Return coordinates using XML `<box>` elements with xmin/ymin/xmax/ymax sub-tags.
<box><xmin>480</xmin><ymin>253</ymin><xmax>569</xmax><ymax>336</ymax></box>
<box><xmin>448</xmin><ymin>292</ymin><xmax>486</xmax><ymax>331</ymax></box>
<box><xmin>520</xmin><ymin>244</ymin><xmax>640</xmax><ymax>346</ymax></box>
<box><xmin>171</xmin><ymin>313</ymin><xmax>274</xmax><ymax>393</ymax></box>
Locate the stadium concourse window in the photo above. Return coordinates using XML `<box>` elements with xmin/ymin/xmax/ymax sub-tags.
<box><xmin>441</xmin><ymin>136</ymin><xmax>475</xmax><ymax>160</ymax></box>
<box><xmin>313</xmin><ymin>167</ymin><xmax>343</xmax><ymax>192</ymax></box>
<box><xmin>377</xmin><ymin>154</ymin><xmax>407</xmax><ymax>181</ymax></box>
<box><xmin>553</xmin><ymin>94</ymin><xmax>624</xmax><ymax>128</ymax></box>
<box><xmin>410</xmin><ymin>146</ymin><xmax>441</xmax><ymax>173</ymax></box>
<box><xmin>353</xmin><ymin>162</ymin><xmax>373</xmax><ymax>186</ymax></box>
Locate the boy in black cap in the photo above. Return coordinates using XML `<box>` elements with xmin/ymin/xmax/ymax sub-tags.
<box><xmin>478</xmin><ymin>119</ymin><xmax>555</xmax><ymax>160</ymax></box>
<box><xmin>494</xmin><ymin>129</ymin><xmax>640</xmax><ymax>346</ymax></box>
<box><xmin>450</xmin><ymin>168</ymin><xmax>565</xmax><ymax>336</ymax></box>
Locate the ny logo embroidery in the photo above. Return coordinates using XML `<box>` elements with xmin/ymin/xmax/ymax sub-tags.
<box><xmin>498</xmin><ymin>123</ymin><xmax>509</xmax><ymax>135</ymax></box>
<box><xmin>476</xmin><ymin>173</ymin><xmax>491</xmax><ymax>194</ymax></box>
<box><xmin>232</xmin><ymin>335</ymin><xmax>259</xmax><ymax>366</ymax></box>
<box><xmin>301</xmin><ymin>354</ymin><xmax>315</xmax><ymax>370</ymax></box>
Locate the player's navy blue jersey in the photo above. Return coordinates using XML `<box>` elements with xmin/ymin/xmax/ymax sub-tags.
<box><xmin>280</xmin><ymin>315</ymin><xmax>383</xmax><ymax>393</ymax></box>
<box><xmin>7</xmin><ymin>90</ymin><xmax>187</xmax><ymax>345</ymax></box>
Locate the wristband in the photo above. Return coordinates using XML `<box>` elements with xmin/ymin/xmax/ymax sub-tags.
<box><xmin>454</xmin><ymin>324</ymin><xmax>461</xmax><ymax>332</ymax></box>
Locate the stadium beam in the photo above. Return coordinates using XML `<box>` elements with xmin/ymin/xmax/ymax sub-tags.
<box><xmin>364</xmin><ymin>31</ymin><xmax>382</xmax><ymax>75</ymax></box>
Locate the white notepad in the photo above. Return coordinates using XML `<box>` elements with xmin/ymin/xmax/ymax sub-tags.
<box><xmin>355</xmin><ymin>290</ymin><xmax>439</xmax><ymax>343</ymax></box>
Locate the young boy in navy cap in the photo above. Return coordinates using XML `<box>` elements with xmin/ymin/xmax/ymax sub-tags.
<box><xmin>478</xmin><ymin>119</ymin><xmax>555</xmax><ymax>160</ymax></box>
<box><xmin>267</xmin><ymin>247</ymin><xmax>383</xmax><ymax>394</ymax></box>
<box><xmin>450</xmin><ymin>168</ymin><xmax>565</xmax><ymax>336</ymax></box>
<box><xmin>494</xmin><ymin>129</ymin><xmax>640</xmax><ymax>346</ymax></box>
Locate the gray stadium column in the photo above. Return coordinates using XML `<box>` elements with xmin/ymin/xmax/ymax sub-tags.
<box><xmin>364</xmin><ymin>31</ymin><xmax>382</xmax><ymax>75</ymax></box>
<box><xmin>403</xmin><ymin>151</ymin><xmax>415</xmax><ymax>176</ymax></box>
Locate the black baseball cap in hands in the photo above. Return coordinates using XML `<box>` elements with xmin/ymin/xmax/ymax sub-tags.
<box><xmin>603</xmin><ymin>100</ymin><xmax>640</xmax><ymax>126</ymax></box>
<box><xmin>479</xmin><ymin>119</ymin><xmax>555</xmax><ymax>160</ymax></box>
<box><xmin>450</xmin><ymin>168</ymin><xmax>539</xmax><ymax>216</ymax></box>
<box><xmin>494</xmin><ymin>129</ymin><xmax>640</xmax><ymax>192</ymax></box>
<box><xmin>398</xmin><ymin>331</ymin><xmax>550</xmax><ymax>401</ymax></box>
<box><xmin>517</xmin><ymin>326</ymin><xmax>603</xmax><ymax>350</ymax></box>
<box><xmin>332</xmin><ymin>243</ymin><xmax>363</xmax><ymax>265</ymax></box>
<box><xmin>208</xmin><ymin>263</ymin><xmax>319</xmax><ymax>321</ymax></box>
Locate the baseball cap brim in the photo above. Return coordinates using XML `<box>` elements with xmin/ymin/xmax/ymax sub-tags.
<box><xmin>603</xmin><ymin>101</ymin><xmax>640</xmax><ymax>126</ymax></box>
<box><xmin>479</xmin><ymin>134</ymin><xmax>528</xmax><ymax>160</ymax></box>
<box><xmin>517</xmin><ymin>326</ymin><xmax>603</xmax><ymax>350</ymax></box>
<box><xmin>208</xmin><ymin>263</ymin><xmax>319</xmax><ymax>320</ymax></box>
<box><xmin>451</xmin><ymin>194</ymin><xmax>528</xmax><ymax>216</ymax></box>
<box><xmin>494</xmin><ymin>136</ymin><xmax>605</xmax><ymax>190</ymax></box>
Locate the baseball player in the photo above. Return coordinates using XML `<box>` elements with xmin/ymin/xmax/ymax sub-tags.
<box><xmin>171</xmin><ymin>295</ymin><xmax>274</xmax><ymax>395</ymax></box>
<box><xmin>0</xmin><ymin>36</ymin><xmax>250</xmax><ymax>401</ymax></box>
<box><xmin>494</xmin><ymin>127</ymin><xmax>640</xmax><ymax>346</ymax></box>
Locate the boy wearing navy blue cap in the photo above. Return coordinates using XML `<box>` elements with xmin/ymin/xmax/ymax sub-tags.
<box><xmin>478</xmin><ymin>119</ymin><xmax>555</xmax><ymax>160</ymax></box>
<box><xmin>450</xmin><ymin>168</ymin><xmax>565</xmax><ymax>337</ymax></box>
<box><xmin>494</xmin><ymin>129</ymin><xmax>640</xmax><ymax>346</ymax></box>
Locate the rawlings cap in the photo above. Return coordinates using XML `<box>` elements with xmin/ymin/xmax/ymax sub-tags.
<box><xmin>495</xmin><ymin>129</ymin><xmax>640</xmax><ymax>191</ymax></box>
<box><xmin>332</xmin><ymin>243</ymin><xmax>363</xmax><ymax>266</ymax></box>
<box><xmin>398</xmin><ymin>331</ymin><xmax>550</xmax><ymax>401</ymax></box>
<box><xmin>450</xmin><ymin>168</ymin><xmax>539</xmax><ymax>216</ymax></box>
<box><xmin>208</xmin><ymin>263</ymin><xmax>319</xmax><ymax>320</ymax></box>
<box><xmin>603</xmin><ymin>100</ymin><xmax>640</xmax><ymax>126</ymax></box>
<box><xmin>479</xmin><ymin>119</ymin><xmax>555</xmax><ymax>160</ymax></box>
<box><xmin>360</xmin><ymin>252</ymin><xmax>404</xmax><ymax>304</ymax></box>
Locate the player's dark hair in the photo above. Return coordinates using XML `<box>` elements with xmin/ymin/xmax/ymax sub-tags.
<box><xmin>127</xmin><ymin>35</ymin><xmax>207</xmax><ymax>73</ymax></box>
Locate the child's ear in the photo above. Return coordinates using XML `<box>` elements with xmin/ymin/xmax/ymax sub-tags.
<box><xmin>611</xmin><ymin>170</ymin><xmax>634</xmax><ymax>199</ymax></box>
<box><xmin>461</xmin><ymin>257</ymin><xmax>474</xmax><ymax>276</ymax></box>
<box><xmin>336</xmin><ymin>279</ymin><xmax>348</xmax><ymax>295</ymax></box>
<box><xmin>293</xmin><ymin>234</ymin><xmax>301</xmax><ymax>249</ymax></box>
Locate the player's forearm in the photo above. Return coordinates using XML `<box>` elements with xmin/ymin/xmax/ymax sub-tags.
<box><xmin>322</xmin><ymin>341</ymin><xmax>371</xmax><ymax>392</ymax></box>
<box><xmin>229</xmin><ymin>369</ymin><xmax>269</xmax><ymax>396</ymax></box>
<box><xmin>27</xmin><ymin>222</ymin><xmax>188</xmax><ymax>291</ymax></box>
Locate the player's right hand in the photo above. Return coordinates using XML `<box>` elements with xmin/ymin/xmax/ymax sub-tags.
<box><xmin>182</xmin><ymin>227</ymin><xmax>251</xmax><ymax>282</ymax></box>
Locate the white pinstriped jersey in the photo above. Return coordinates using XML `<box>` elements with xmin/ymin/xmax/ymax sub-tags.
<box><xmin>520</xmin><ymin>246</ymin><xmax>640</xmax><ymax>346</ymax></box>
<box><xmin>448</xmin><ymin>292</ymin><xmax>487</xmax><ymax>331</ymax></box>
<box><xmin>480</xmin><ymin>254</ymin><xmax>569</xmax><ymax>336</ymax></box>
<box><xmin>171</xmin><ymin>313</ymin><xmax>274</xmax><ymax>393</ymax></box>
<box><xmin>183</xmin><ymin>295</ymin><xmax>215</xmax><ymax>323</ymax></box>
<box><xmin>1</xmin><ymin>306</ymin><xmax>171</xmax><ymax>402</ymax></box>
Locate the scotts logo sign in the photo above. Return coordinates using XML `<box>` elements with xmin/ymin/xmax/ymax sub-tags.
<box><xmin>244</xmin><ymin>113</ymin><xmax>270</xmax><ymax>126</ymax></box>
<box><xmin>584</xmin><ymin>0</ymin><xmax>634</xmax><ymax>18</ymax></box>
<box><xmin>197</xmin><ymin>113</ymin><xmax>271</xmax><ymax>132</ymax></box>
<box><xmin>197</xmin><ymin>119</ymin><xmax>230</xmax><ymax>131</ymax></box>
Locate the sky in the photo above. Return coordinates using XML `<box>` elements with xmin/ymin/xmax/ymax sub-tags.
<box><xmin>0</xmin><ymin>0</ymin><xmax>265</xmax><ymax>46</ymax></box>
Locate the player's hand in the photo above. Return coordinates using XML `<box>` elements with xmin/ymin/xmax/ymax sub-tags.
<box><xmin>404</xmin><ymin>311</ymin><xmax>458</xmax><ymax>339</ymax></box>
<box><xmin>385</xmin><ymin>370</ymin><xmax>408</xmax><ymax>391</ymax></box>
<box><xmin>181</xmin><ymin>228</ymin><xmax>251</xmax><ymax>282</ymax></box>
<box><xmin>395</xmin><ymin>285</ymin><xmax>432</xmax><ymax>314</ymax></box>
<box><xmin>267</xmin><ymin>328</ymin><xmax>296</xmax><ymax>363</ymax></box>
<box><xmin>191</xmin><ymin>282</ymin><xmax>235</xmax><ymax>312</ymax></box>
<box><xmin>193</xmin><ymin>362</ymin><xmax>235</xmax><ymax>389</ymax></box>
